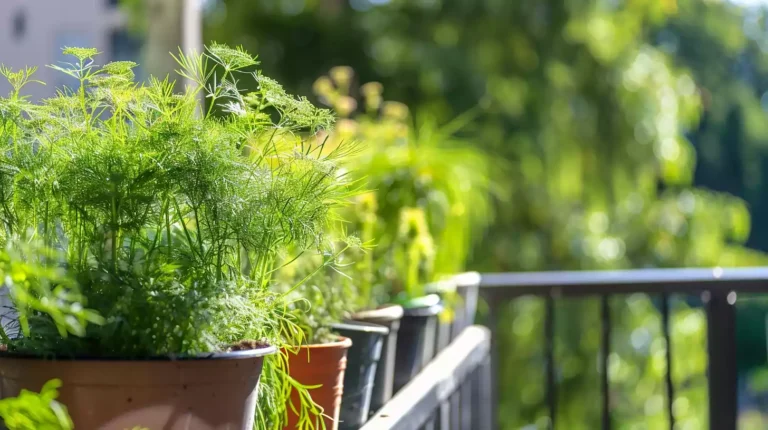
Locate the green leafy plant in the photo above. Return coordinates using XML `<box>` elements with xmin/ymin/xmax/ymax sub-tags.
<box><xmin>0</xmin><ymin>379</ymin><xmax>72</xmax><ymax>430</ymax></box>
<box><xmin>0</xmin><ymin>44</ymin><xmax>358</xmax><ymax>429</ymax></box>
<box><xmin>312</xmin><ymin>68</ymin><xmax>497</xmax><ymax>305</ymax></box>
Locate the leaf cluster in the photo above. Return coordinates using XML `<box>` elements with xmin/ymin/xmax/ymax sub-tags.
<box><xmin>0</xmin><ymin>379</ymin><xmax>72</xmax><ymax>430</ymax></box>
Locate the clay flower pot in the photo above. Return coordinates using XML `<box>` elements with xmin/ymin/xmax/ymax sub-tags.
<box><xmin>284</xmin><ymin>337</ymin><xmax>352</xmax><ymax>430</ymax></box>
<box><xmin>350</xmin><ymin>304</ymin><xmax>404</xmax><ymax>415</ymax></box>
<box><xmin>0</xmin><ymin>346</ymin><xmax>276</xmax><ymax>430</ymax></box>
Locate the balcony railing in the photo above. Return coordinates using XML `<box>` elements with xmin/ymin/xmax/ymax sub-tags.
<box><xmin>367</xmin><ymin>267</ymin><xmax>768</xmax><ymax>430</ymax></box>
<box><xmin>480</xmin><ymin>267</ymin><xmax>768</xmax><ymax>430</ymax></box>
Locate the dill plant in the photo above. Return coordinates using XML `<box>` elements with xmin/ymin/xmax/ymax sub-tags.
<box><xmin>0</xmin><ymin>44</ymin><xmax>357</xmax><ymax>429</ymax></box>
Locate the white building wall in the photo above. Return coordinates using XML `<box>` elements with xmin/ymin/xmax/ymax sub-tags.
<box><xmin>0</xmin><ymin>0</ymin><xmax>128</xmax><ymax>99</ymax></box>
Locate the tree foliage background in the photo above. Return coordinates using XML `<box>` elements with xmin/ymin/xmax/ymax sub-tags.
<box><xmin>201</xmin><ymin>0</ymin><xmax>768</xmax><ymax>427</ymax></box>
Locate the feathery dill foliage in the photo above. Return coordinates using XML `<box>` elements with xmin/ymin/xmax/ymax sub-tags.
<box><xmin>274</xmin><ymin>235</ymin><xmax>368</xmax><ymax>344</ymax></box>
<box><xmin>0</xmin><ymin>44</ymin><xmax>356</xmax><ymax>359</ymax></box>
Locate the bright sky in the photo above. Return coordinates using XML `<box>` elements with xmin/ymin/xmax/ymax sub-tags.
<box><xmin>731</xmin><ymin>0</ymin><xmax>768</xmax><ymax>5</ymax></box>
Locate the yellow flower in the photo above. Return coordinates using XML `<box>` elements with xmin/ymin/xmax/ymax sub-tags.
<box><xmin>365</xmin><ymin>94</ymin><xmax>382</xmax><ymax>112</ymax></box>
<box><xmin>330</xmin><ymin>66</ymin><xmax>354</xmax><ymax>89</ymax></box>
<box><xmin>382</xmin><ymin>101</ymin><xmax>409</xmax><ymax>121</ymax></box>
<box><xmin>416</xmin><ymin>234</ymin><xmax>436</xmax><ymax>259</ymax></box>
<box><xmin>336</xmin><ymin>118</ymin><xmax>359</xmax><ymax>139</ymax></box>
<box><xmin>313</xmin><ymin>76</ymin><xmax>335</xmax><ymax>98</ymax></box>
<box><xmin>334</xmin><ymin>96</ymin><xmax>358</xmax><ymax>117</ymax></box>
<box><xmin>361</xmin><ymin>81</ymin><xmax>383</xmax><ymax>97</ymax></box>
<box><xmin>398</xmin><ymin>207</ymin><xmax>429</xmax><ymax>240</ymax></box>
<box><xmin>356</xmin><ymin>191</ymin><xmax>378</xmax><ymax>214</ymax></box>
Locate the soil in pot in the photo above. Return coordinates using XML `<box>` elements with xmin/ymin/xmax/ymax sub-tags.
<box><xmin>284</xmin><ymin>337</ymin><xmax>352</xmax><ymax>430</ymax></box>
<box><xmin>392</xmin><ymin>294</ymin><xmax>443</xmax><ymax>393</ymax></box>
<box><xmin>351</xmin><ymin>304</ymin><xmax>403</xmax><ymax>415</ymax></box>
<box><xmin>0</xmin><ymin>345</ymin><xmax>276</xmax><ymax>430</ymax></box>
<box><xmin>330</xmin><ymin>321</ymin><xmax>389</xmax><ymax>429</ymax></box>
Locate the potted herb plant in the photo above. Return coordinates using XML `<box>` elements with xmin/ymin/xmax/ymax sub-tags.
<box><xmin>0</xmin><ymin>44</ymin><xmax>356</xmax><ymax>430</ymax></box>
<box><xmin>312</xmin><ymin>67</ymin><xmax>496</xmax><ymax>394</ymax></box>
<box><xmin>276</xmin><ymin>237</ymin><xmax>390</xmax><ymax>430</ymax></box>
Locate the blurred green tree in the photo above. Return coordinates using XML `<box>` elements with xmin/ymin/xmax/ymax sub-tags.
<box><xmin>656</xmin><ymin>0</ymin><xmax>768</xmax><ymax>252</ymax></box>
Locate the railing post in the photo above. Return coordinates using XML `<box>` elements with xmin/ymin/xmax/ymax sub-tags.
<box><xmin>449</xmin><ymin>391</ymin><xmax>460</xmax><ymax>430</ymax></box>
<box><xmin>600</xmin><ymin>295</ymin><xmax>612</xmax><ymax>430</ymax></box>
<box><xmin>705</xmin><ymin>290</ymin><xmax>737</xmax><ymax>430</ymax></box>
<box><xmin>660</xmin><ymin>293</ymin><xmax>675</xmax><ymax>430</ymax></box>
<box><xmin>545</xmin><ymin>295</ymin><xmax>557</xmax><ymax>429</ymax></box>
<box><xmin>475</xmin><ymin>354</ymin><xmax>494</xmax><ymax>430</ymax></box>
<box><xmin>486</xmin><ymin>298</ymin><xmax>499</xmax><ymax>430</ymax></box>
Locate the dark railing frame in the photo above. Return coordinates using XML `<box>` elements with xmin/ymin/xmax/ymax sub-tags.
<box><xmin>479</xmin><ymin>267</ymin><xmax>768</xmax><ymax>430</ymax></box>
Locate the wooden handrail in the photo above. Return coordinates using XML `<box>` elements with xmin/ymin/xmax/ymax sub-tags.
<box><xmin>361</xmin><ymin>325</ymin><xmax>491</xmax><ymax>430</ymax></box>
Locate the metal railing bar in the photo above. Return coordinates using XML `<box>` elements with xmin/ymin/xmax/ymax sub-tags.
<box><xmin>449</xmin><ymin>391</ymin><xmax>460</xmax><ymax>430</ymax></box>
<box><xmin>706</xmin><ymin>291</ymin><xmax>738</xmax><ymax>430</ymax></box>
<box><xmin>601</xmin><ymin>295</ymin><xmax>612</xmax><ymax>430</ymax></box>
<box><xmin>479</xmin><ymin>268</ymin><xmax>768</xmax><ymax>299</ymax></box>
<box><xmin>487</xmin><ymin>301</ymin><xmax>500</xmax><ymax>430</ymax></box>
<box><xmin>362</xmin><ymin>326</ymin><xmax>491</xmax><ymax>430</ymax></box>
<box><xmin>545</xmin><ymin>295</ymin><xmax>557</xmax><ymax>429</ymax></box>
<box><xmin>459</xmin><ymin>378</ymin><xmax>472</xmax><ymax>430</ymax></box>
<box><xmin>476</xmin><ymin>355</ymin><xmax>494</xmax><ymax>430</ymax></box>
<box><xmin>660</xmin><ymin>293</ymin><xmax>675</xmax><ymax>430</ymax></box>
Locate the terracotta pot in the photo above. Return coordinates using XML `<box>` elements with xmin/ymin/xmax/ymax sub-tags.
<box><xmin>351</xmin><ymin>304</ymin><xmax>403</xmax><ymax>415</ymax></box>
<box><xmin>284</xmin><ymin>337</ymin><xmax>352</xmax><ymax>430</ymax></box>
<box><xmin>0</xmin><ymin>346</ymin><xmax>276</xmax><ymax>430</ymax></box>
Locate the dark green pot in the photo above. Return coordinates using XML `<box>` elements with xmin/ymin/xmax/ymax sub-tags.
<box><xmin>351</xmin><ymin>305</ymin><xmax>404</xmax><ymax>415</ymax></box>
<box><xmin>392</xmin><ymin>294</ymin><xmax>443</xmax><ymax>393</ymax></box>
<box><xmin>330</xmin><ymin>321</ymin><xmax>389</xmax><ymax>430</ymax></box>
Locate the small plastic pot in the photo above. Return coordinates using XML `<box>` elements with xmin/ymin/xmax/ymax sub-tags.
<box><xmin>0</xmin><ymin>346</ymin><xmax>276</xmax><ymax>430</ymax></box>
<box><xmin>330</xmin><ymin>321</ymin><xmax>389</xmax><ymax>429</ymax></box>
<box><xmin>284</xmin><ymin>337</ymin><xmax>352</xmax><ymax>430</ymax></box>
<box><xmin>392</xmin><ymin>294</ymin><xmax>443</xmax><ymax>393</ymax></box>
<box><xmin>351</xmin><ymin>305</ymin><xmax>403</xmax><ymax>415</ymax></box>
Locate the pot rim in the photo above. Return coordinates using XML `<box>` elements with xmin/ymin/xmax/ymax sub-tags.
<box><xmin>401</xmin><ymin>294</ymin><xmax>443</xmax><ymax>317</ymax></box>
<box><xmin>403</xmin><ymin>303</ymin><xmax>443</xmax><ymax>317</ymax></box>
<box><xmin>0</xmin><ymin>344</ymin><xmax>277</xmax><ymax>361</ymax></box>
<box><xmin>351</xmin><ymin>304</ymin><xmax>404</xmax><ymax>322</ymax></box>
<box><xmin>293</xmin><ymin>336</ymin><xmax>353</xmax><ymax>350</ymax></box>
<box><xmin>331</xmin><ymin>321</ymin><xmax>390</xmax><ymax>335</ymax></box>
